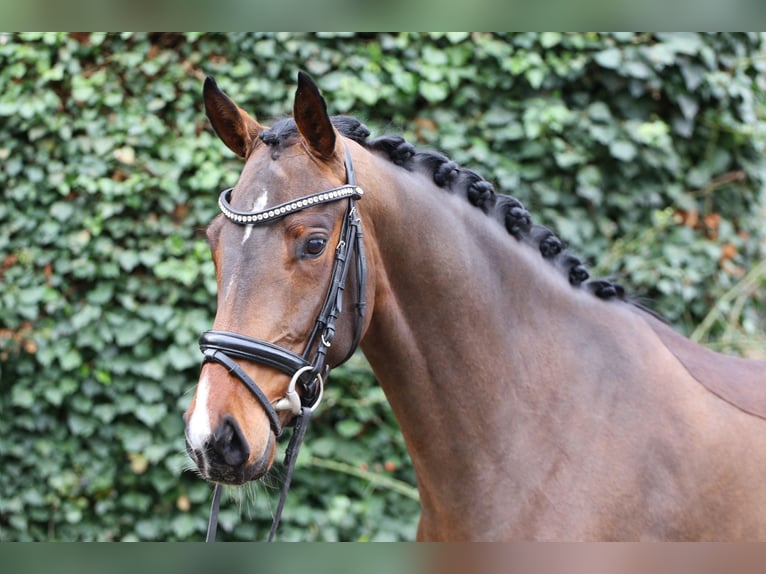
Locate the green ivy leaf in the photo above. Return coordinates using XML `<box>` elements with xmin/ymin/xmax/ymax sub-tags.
<box><xmin>135</xmin><ymin>404</ymin><xmax>168</xmax><ymax>428</ymax></box>
<box><xmin>609</xmin><ymin>139</ymin><xmax>638</xmax><ymax>162</ymax></box>
<box><xmin>419</xmin><ymin>81</ymin><xmax>448</xmax><ymax>103</ymax></box>
<box><xmin>11</xmin><ymin>386</ymin><xmax>35</xmax><ymax>408</ymax></box>
<box><xmin>336</xmin><ymin>420</ymin><xmax>362</xmax><ymax>438</ymax></box>
<box><xmin>58</xmin><ymin>348</ymin><xmax>83</xmax><ymax>371</ymax></box>
<box><xmin>594</xmin><ymin>48</ymin><xmax>622</xmax><ymax>69</ymax></box>
<box><xmin>171</xmin><ymin>514</ymin><xmax>198</xmax><ymax>539</ymax></box>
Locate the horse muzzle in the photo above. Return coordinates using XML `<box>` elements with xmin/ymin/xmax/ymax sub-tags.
<box><xmin>185</xmin><ymin>414</ymin><xmax>276</xmax><ymax>485</ymax></box>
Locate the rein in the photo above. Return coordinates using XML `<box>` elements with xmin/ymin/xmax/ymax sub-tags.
<box><xmin>200</xmin><ymin>143</ymin><xmax>366</xmax><ymax>541</ymax></box>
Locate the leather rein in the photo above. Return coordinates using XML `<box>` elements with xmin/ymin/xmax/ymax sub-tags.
<box><xmin>200</xmin><ymin>143</ymin><xmax>367</xmax><ymax>541</ymax></box>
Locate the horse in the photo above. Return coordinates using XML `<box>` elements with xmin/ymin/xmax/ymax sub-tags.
<box><xmin>183</xmin><ymin>71</ymin><xmax>766</xmax><ymax>541</ymax></box>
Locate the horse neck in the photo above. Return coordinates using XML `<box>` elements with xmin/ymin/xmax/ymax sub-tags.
<box><xmin>358</xmin><ymin>151</ymin><xmax>602</xmax><ymax>421</ymax></box>
<box><xmin>356</xmin><ymin>150</ymin><xmax>664</xmax><ymax>536</ymax></box>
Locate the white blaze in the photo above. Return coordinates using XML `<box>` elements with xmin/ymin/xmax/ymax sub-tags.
<box><xmin>187</xmin><ymin>371</ymin><xmax>212</xmax><ymax>451</ymax></box>
<box><xmin>242</xmin><ymin>188</ymin><xmax>269</xmax><ymax>245</ymax></box>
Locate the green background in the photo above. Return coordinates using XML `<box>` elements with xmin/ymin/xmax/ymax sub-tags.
<box><xmin>1</xmin><ymin>32</ymin><xmax>764</xmax><ymax>541</ymax></box>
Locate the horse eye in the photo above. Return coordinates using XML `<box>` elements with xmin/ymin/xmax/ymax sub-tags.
<box><xmin>305</xmin><ymin>237</ymin><xmax>328</xmax><ymax>257</ymax></box>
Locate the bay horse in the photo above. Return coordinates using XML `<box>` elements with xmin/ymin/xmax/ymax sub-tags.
<box><xmin>184</xmin><ymin>71</ymin><xmax>766</xmax><ymax>541</ymax></box>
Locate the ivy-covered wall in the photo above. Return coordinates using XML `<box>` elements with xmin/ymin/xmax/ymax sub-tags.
<box><xmin>1</xmin><ymin>33</ymin><xmax>764</xmax><ymax>541</ymax></box>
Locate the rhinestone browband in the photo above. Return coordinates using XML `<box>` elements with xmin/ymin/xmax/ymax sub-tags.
<box><xmin>218</xmin><ymin>185</ymin><xmax>364</xmax><ymax>225</ymax></box>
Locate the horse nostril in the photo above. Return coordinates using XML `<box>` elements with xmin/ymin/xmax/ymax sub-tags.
<box><xmin>211</xmin><ymin>416</ymin><xmax>250</xmax><ymax>467</ymax></box>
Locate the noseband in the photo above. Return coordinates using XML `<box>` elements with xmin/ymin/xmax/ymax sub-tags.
<box><xmin>200</xmin><ymin>143</ymin><xmax>367</xmax><ymax>541</ymax></box>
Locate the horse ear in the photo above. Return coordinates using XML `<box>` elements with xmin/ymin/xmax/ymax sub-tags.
<box><xmin>203</xmin><ymin>76</ymin><xmax>262</xmax><ymax>159</ymax></box>
<box><xmin>293</xmin><ymin>71</ymin><xmax>337</xmax><ymax>161</ymax></box>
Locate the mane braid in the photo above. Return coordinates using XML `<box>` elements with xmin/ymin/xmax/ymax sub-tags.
<box><xmin>265</xmin><ymin>114</ymin><xmax>644</xmax><ymax>312</ymax></box>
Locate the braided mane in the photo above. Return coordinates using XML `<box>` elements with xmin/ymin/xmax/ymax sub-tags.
<box><xmin>261</xmin><ymin>115</ymin><xmax>634</xmax><ymax>306</ymax></box>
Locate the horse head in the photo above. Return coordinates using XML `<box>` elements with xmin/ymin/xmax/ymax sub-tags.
<box><xmin>184</xmin><ymin>72</ymin><xmax>371</xmax><ymax>485</ymax></box>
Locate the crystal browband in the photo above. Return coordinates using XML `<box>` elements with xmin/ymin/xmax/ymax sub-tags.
<box><xmin>218</xmin><ymin>185</ymin><xmax>364</xmax><ymax>225</ymax></box>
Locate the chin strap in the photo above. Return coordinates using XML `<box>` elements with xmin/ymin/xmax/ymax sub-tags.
<box><xmin>206</xmin><ymin>406</ymin><xmax>312</xmax><ymax>542</ymax></box>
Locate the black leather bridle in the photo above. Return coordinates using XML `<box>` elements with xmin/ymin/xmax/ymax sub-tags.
<box><xmin>200</xmin><ymin>143</ymin><xmax>367</xmax><ymax>541</ymax></box>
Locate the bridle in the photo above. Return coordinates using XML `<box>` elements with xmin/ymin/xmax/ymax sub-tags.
<box><xmin>199</xmin><ymin>143</ymin><xmax>367</xmax><ymax>541</ymax></box>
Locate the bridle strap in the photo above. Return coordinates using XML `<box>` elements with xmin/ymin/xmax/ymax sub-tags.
<box><xmin>202</xmin><ymin>142</ymin><xmax>366</xmax><ymax>542</ymax></box>
<box><xmin>268</xmin><ymin>406</ymin><xmax>311</xmax><ymax>541</ymax></box>
<box><xmin>206</xmin><ymin>482</ymin><xmax>223</xmax><ymax>542</ymax></box>
<box><xmin>347</xmin><ymin>210</ymin><xmax>367</xmax><ymax>359</ymax></box>
<box><xmin>200</xmin><ymin>331</ymin><xmax>310</xmax><ymax>377</ymax></box>
<box><xmin>201</xmin><ymin>348</ymin><xmax>283</xmax><ymax>437</ymax></box>
<box><xmin>218</xmin><ymin>185</ymin><xmax>362</xmax><ymax>225</ymax></box>
<box><xmin>302</xmin><ymin>197</ymin><xmax>363</xmax><ymax>368</ymax></box>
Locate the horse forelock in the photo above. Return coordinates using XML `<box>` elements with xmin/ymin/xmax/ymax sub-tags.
<box><xmin>259</xmin><ymin>116</ymin><xmax>371</xmax><ymax>149</ymax></box>
<box><xmin>259</xmin><ymin>114</ymin><xmax>641</xmax><ymax>312</ymax></box>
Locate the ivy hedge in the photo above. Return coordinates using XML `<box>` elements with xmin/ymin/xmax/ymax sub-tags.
<box><xmin>1</xmin><ymin>32</ymin><xmax>764</xmax><ymax>541</ymax></box>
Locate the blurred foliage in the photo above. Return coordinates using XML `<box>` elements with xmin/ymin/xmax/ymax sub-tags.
<box><xmin>0</xmin><ymin>32</ymin><xmax>764</xmax><ymax>541</ymax></box>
